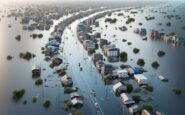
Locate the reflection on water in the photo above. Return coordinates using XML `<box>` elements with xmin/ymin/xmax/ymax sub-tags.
<box><xmin>0</xmin><ymin>2</ymin><xmax>185</xmax><ymax>115</ymax></box>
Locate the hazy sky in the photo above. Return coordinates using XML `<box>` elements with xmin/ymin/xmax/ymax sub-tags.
<box><xmin>0</xmin><ymin>0</ymin><xmax>183</xmax><ymax>3</ymax></box>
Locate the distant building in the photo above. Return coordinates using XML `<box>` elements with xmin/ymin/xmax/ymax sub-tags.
<box><xmin>134</xmin><ymin>74</ymin><xmax>148</xmax><ymax>86</ymax></box>
<box><xmin>120</xmin><ymin>93</ymin><xmax>135</xmax><ymax>105</ymax></box>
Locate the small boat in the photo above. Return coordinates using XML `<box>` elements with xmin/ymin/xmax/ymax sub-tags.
<box><xmin>158</xmin><ymin>75</ymin><xmax>168</xmax><ymax>82</ymax></box>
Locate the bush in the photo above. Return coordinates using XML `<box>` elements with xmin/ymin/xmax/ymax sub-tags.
<box><xmin>167</xmin><ymin>32</ymin><xmax>176</xmax><ymax>36</ymax></box>
<box><xmin>127</xmin><ymin>42</ymin><xmax>132</xmax><ymax>45</ymax></box>
<box><xmin>7</xmin><ymin>55</ymin><xmax>13</xmax><ymax>60</ymax></box>
<box><xmin>137</xmin><ymin>58</ymin><xmax>145</xmax><ymax>66</ymax></box>
<box><xmin>127</xmin><ymin>84</ymin><xmax>133</xmax><ymax>93</ymax></box>
<box><xmin>22</xmin><ymin>100</ymin><xmax>27</xmax><ymax>105</ymax></box>
<box><xmin>133</xmin><ymin>48</ymin><xmax>140</xmax><ymax>54</ymax></box>
<box><xmin>126</xmin><ymin>17</ymin><xmax>135</xmax><ymax>24</ymax></box>
<box><xmin>151</xmin><ymin>61</ymin><xmax>159</xmax><ymax>69</ymax></box>
<box><xmin>32</xmin><ymin>96</ymin><xmax>37</xmax><ymax>103</ymax></box>
<box><xmin>38</xmin><ymin>34</ymin><xmax>43</xmax><ymax>38</ymax></box>
<box><xmin>141</xmin><ymin>104</ymin><xmax>153</xmax><ymax>111</ymax></box>
<box><xmin>64</xmin><ymin>87</ymin><xmax>73</xmax><ymax>94</ymax></box>
<box><xmin>35</xmin><ymin>78</ymin><xmax>43</xmax><ymax>86</ymax></box>
<box><xmin>122</xmin><ymin>39</ymin><xmax>127</xmax><ymax>42</ymax></box>
<box><xmin>72</xmin><ymin>109</ymin><xmax>82</xmax><ymax>115</ymax></box>
<box><xmin>15</xmin><ymin>35</ymin><xmax>21</xmax><ymax>41</ymax></box>
<box><xmin>31</xmin><ymin>34</ymin><xmax>37</xmax><ymax>39</ymax></box>
<box><xmin>120</xmin><ymin>64</ymin><xmax>127</xmax><ymax>69</ymax></box>
<box><xmin>19</xmin><ymin>52</ymin><xmax>35</xmax><ymax>60</ymax></box>
<box><xmin>63</xmin><ymin>99</ymin><xmax>72</xmax><ymax>111</ymax></box>
<box><xmin>166</xmin><ymin>22</ymin><xmax>171</xmax><ymax>26</ymax></box>
<box><xmin>132</xmin><ymin>93</ymin><xmax>140</xmax><ymax>102</ymax></box>
<box><xmin>157</xmin><ymin>50</ymin><xmax>166</xmax><ymax>57</ymax></box>
<box><xmin>58</xmin><ymin>70</ymin><xmax>66</xmax><ymax>76</ymax></box>
<box><xmin>43</xmin><ymin>100</ymin><xmax>51</xmax><ymax>108</ymax></box>
<box><xmin>120</xmin><ymin>51</ymin><xmax>128</xmax><ymax>62</ymax></box>
<box><xmin>105</xmin><ymin>18</ymin><xmax>117</xmax><ymax>23</ymax></box>
<box><xmin>12</xmin><ymin>88</ymin><xmax>25</xmax><ymax>100</ymax></box>
<box><xmin>144</xmin><ymin>85</ymin><xmax>154</xmax><ymax>92</ymax></box>
<box><xmin>172</xmin><ymin>87</ymin><xmax>182</xmax><ymax>95</ymax></box>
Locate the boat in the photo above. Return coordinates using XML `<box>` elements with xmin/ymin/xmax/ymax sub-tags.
<box><xmin>158</xmin><ymin>75</ymin><xmax>168</xmax><ymax>82</ymax></box>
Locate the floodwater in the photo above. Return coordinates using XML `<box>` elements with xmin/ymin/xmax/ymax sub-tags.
<box><xmin>93</xmin><ymin>2</ymin><xmax>185</xmax><ymax>115</ymax></box>
<box><xmin>0</xmin><ymin>2</ymin><xmax>185</xmax><ymax>115</ymax></box>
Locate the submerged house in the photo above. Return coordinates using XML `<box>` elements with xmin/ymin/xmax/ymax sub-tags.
<box><xmin>102</xmin><ymin>44</ymin><xmax>116</xmax><ymax>55</ymax></box>
<box><xmin>134</xmin><ymin>74</ymin><xmax>148</xmax><ymax>86</ymax></box>
<box><xmin>134</xmin><ymin>28</ymin><xmax>147</xmax><ymax>36</ymax></box>
<box><xmin>100</xmin><ymin>39</ymin><xmax>110</xmax><ymax>48</ymax></box>
<box><xmin>101</xmin><ymin>64</ymin><xmax>114</xmax><ymax>76</ymax></box>
<box><xmin>92</xmin><ymin>53</ymin><xmax>103</xmax><ymax>63</ymax></box>
<box><xmin>106</xmin><ymin>48</ymin><xmax>120</xmax><ymax>62</ymax></box>
<box><xmin>112</xmin><ymin>82</ymin><xmax>127</xmax><ymax>95</ymax></box>
<box><xmin>120</xmin><ymin>93</ymin><xmax>135</xmax><ymax>105</ymax></box>
<box><xmin>140</xmin><ymin>28</ymin><xmax>147</xmax><ymax>36</ymax></box>
<box><xmin>117</xmin><ymin>69</ymin><xmax>129</xmax><ymax>80</ymax></box>
<box><xmin>129</xmin><ymin>104</ymin><xmax>140</xmax><ymax>115</ymax></box>
<box><xmin>83</xmin><ymin>40</ymin><xmax>96</xmax><ymax>51</ymax></box>
<box><xmin>70</xmin><ymin>92</ymin><xmax>81</xmax><ymax>99</ymax></box>
<box><xmin>119</xmin><ymin>26</ymin><xmax>127</xmax><ymax>31</ymax></box>
<box><xmin>71</xmin><ymin>98</ymin><xmax>83</xmax><ymax>108</ymax></box>
<box><xmin>31</xmin><ymin>65</ymin><xmax>41</xmax><ymax>77</ymax></box>
<box><xmin>61</xmin><ymin>75</ymin><xmax>73</xmax><ymax>87</ymax></box>
<box><xmin>95</xmin><ymin>60</ymin><xmax>104</xmax><ymax>71</ymax></box>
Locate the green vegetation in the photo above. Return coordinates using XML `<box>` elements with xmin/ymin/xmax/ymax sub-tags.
<box><xmin>151</xmin><ymin>61</ymin><xmax>160</xmax><ymax>69</ymax></box>
<box><xmin>181</xmin><ymin>26</ymin><xmax>185</xmax><ymax>30</ymax></box>
<box><xmin>141</xmin><ymin>104</ymin><xmax>153</xmax><ymax>111</ymax></box>
<box><xmin>167</xmin><ymin>32</ymin><xmax>176</xmax><ymax>36</ymax></box>
<box><xmin>32</xmin><ymin>96</ymin><xmax>37</xmax><ymax>103</ymax></box>
<box><xmin>137</xmin><ymin>58</ymin><xmax>145</xmax><ymax>66</ymax></box>
<box><xmin>64</xmin><ymin>87</ymin><xmax>73</xmax><ymax>94</ymax></box>
<box><xmin>120</xmin><ymin>64</ymin><xmax>127</xmax><ymax>69</ymax></box>
<box><xmin>138</xmin><ymin>22</ymin><xmax>142</xmax><ymax>26</ymax></box>
<box><xmin>31</xmin><ymin>33</ymin><xmax>37</xmax><ymax>39</ymax></box>
<box><xmin>58</xmin><ymin>70</ymin><xmax>66</xmax><ymax>76</ymax></box>
<box><xmin>63</xmin><ymin>99</ymin><xmax>72</xmax><ymax>111</ymax></box>
<box><xmin>41</xmin><ymin>47</ymin><xmax>45</xmax><ymax>50</ymax></box>
<box><xmin>72</xmin><ymin>109</ymin><xmax>82</xmax><ymax>115</ymax></box>
<box><xmin>7</xmin><ymin>55</ymin><xmax>13</xmax><ymax>60</ymax></box>
<box><xmin>12</xmin><ymin>88</ymin><xmax>25</xmax><ymax>100</ymax></box>
<box><xmin>166</xmin><ymin>22</ymin><xmax>171</xmax><ymax>26</ymax></box>
<box><xmin>19</xmin><ymin>51</ymin><xmax>35</xmax><ymax>60</ymax></box>
<box><xmin>145</xmin><ymin>16</ymin><xmax>155</xmax><ymax>21</ymax></box>
<box><xmin>105</xmin><ymin>18</ymin><xmax>117</xmax><ymax>23</ymax></box>
<box><xmin>118</xmin><ymin>13</ymin><xmax>124</xmax><ymax>16</ymax></box>
<box><xmin>133</xmin><ymin>48</ymin><xmax>140</xmax><ymax>54</ymax></box>
<box><xmin>158</xmin><ymin>22</ymin><xmax>162</xmax><ymax>26</ymax></box>
<box><xmin>35</xmin><ymin>78</ymin><xmax>43</xmax><ymax>86</ymax></box>
<box><xmin>122</xmin><ymin>39</ymin><xmax>127</xmax><ymax>42</ymax></box>
<box><xmin>132</xmin><ymin>93</ymin><xmax>140</xmax><ymax>102</ymax></box>
<box><xmin>144</xmin><ymin>85</ymin><xmax>154</xmax><ymax>92</ymax></box>
<box><xmin>15</xmin><ymin>35</ymin><xmax>21</xmax><ymax>41</ymax></box>
<box><xmin>157</xmin><ymin>50</ymin><xmax>166</xmax><ymax>57</ymax></box>
<box><xmin>38</xmin><ymin>34</ymin><xmax>43</xmax><ymax>38</ymax></box>
<box><xmin>126</xmin><ymin>17</ymin><xmax>135</xmax><ymax>24</ymax></box>
<box><xmin>43</xmin><ymin>100</ymin><xmax>51</xmax><ymax>108</ymax></box>
<box><xmin>126</xmin><ymin>84</ymin><xmax>133</xmax><ymax>93</ymax></box>
<box><xmin>127</xmin><ymin>42</ymin><xmax>132</xmax><ymax>45</ymax></box>
<box><xmin>22</xmin><ymin>100</ymin><xmax>27</xmax><ymax>105</ymax></box>
<box><xmin>172</xmin><ymin>87</ymin><xmax>182</xmax><ymax>95</ymax></box>
<box><xmin>120</xmin><ymin>51</ymin><xmax>128</xmax><ymax>62</ymax></box>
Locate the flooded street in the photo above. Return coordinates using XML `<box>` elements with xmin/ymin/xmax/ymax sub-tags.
<box><xmin>0</xmin><ymin>1</ymin><xmax>185</xmax><ymax>115</ymax></box>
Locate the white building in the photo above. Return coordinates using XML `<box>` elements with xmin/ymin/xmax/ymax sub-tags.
<box><xmin>112</xmin><ymin>82</ymin><xmax>127</xmax><ymax>95</ymax></box>
<box><xmin>120</xmin><ymin>93</ymin><xmax>135</xmax><ymax>105</ymax></box>
<box><xmin>117</xmin><ymin>69</ymin><xmax>129</xmax><ymax>80</ymax></box>
<box><xmin>134</xmin><ymin>74</ymin><xmax>148</xmax><ymax>85</ymax></box>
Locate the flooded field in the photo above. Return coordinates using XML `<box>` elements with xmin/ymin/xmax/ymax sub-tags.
<box><xmin>0</xmin><ymin>1</ymin><xmax>185</xmax><ymax>115</ymax></box>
